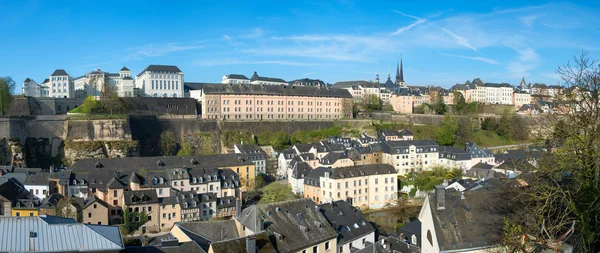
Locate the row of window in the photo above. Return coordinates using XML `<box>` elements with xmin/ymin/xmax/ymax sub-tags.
<box><xmin>151</xmin><ymin>80</ymin><xmax>179</xmax><ymax>90</ymax></box>
<box><xmin>153</xmin><ymin>93</ymin><xmax>178</xmax><ymax>98</ymax></box>
<box><xmin>150</xmin><ymin>74</ymin><xmax>180</xmax><ymax>79</ymax></box>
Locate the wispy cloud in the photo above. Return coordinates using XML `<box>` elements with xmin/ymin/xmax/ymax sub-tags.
<box><xmin>240</xmin><ymin>28</ymin><xmax>265</xmax><ymax>39</ymax></box>
<box><xmin>441</xmin><ymin>28</ymin><xmax>477</xmax><ymax>52</ymax></box>
<box><xmin>390</xmin><ymin>10</ymin><xmax>427</xmax><ymax>35</ymax></box>
<box><xmin>519</xmin><ymin>15</ymin><xmax>539</xmax><ymax>28</ymax></box>
<box><xmin>442</xmin><ymin>53</ymin><xmax>499</xmax><ymax>64</ymax></box>
<box><xmin>223</xmin><ymin>35</ymin><xmax>231</xmax><ymax>41</ymax></box>
<box><xmin>196</xmin><ymin>59</ymin><xmax>319</xmax><ymax>67</ymax></box>
<box><xmin>124</xmin><ymin>42</ymin><xmax>204</xmax><ymax>60</ymax></box>
<box><xmin>506</xmin><ymin>48</ymin><xmax>540</xmax><ymax>77</ymax></box>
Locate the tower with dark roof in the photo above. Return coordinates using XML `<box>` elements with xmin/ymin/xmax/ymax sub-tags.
<box><xmin>520</xmin><ymin>77</ymin><xmax>526</xmax><ymax>88</ymax></box>
<box><xmin>396</xmin><ymin>56</ymin><xmax>405</xmax><ymax>87</ymax></box>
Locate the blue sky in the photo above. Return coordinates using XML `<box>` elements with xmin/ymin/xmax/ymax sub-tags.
<box><xmin>2</xmin><ymin>0</ymin><xmax>599</xmax><ymax>92</ymax></box>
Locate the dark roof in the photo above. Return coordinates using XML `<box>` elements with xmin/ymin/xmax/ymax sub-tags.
<box><xmin>249</xmin><ymin>72</ymin><xmax>286</xmax><ymax>83</ymax></box>
<box><xmin>217</xmin><ymin>196</ymin><xmax>236</xmax><ymax>209</ymax></box>
<box><xmin>184</xmin><ymin>82</ymin><xmax>219</xmax><ymax>91</ymax></box>
<box><xmin>291</xmin><ymin>162</ymin><xmax>312</xmax><ymax>179</ymax></box>
<box><xmin>124</xmin><ymin>190</ymin><xmax>159</xmax><ymax>205</ymax></box>
<box><xmin>202</xmin><ymin>84</ymin><xmax>352</xmax><ymax>98</ymax></box>
<box><xmin>471</xmin><ymin>162</ymin><xmax>494</xmax><ymax>170</ymax></box>
<box><xmin>397</xmin><ymin>219</ymin><xmax>421</xmax><ymax>247</ymax></box>
<box><xmin>84</xmin><ymin>195</ymin><xmax>110</xmax><ymax>209</ymax></box>
<box><xmin>331</xmin><ymin>80</ymin><xmax>370</xmax><ymax>88</ymax></box>
<box><xmin>177</xmin><ymin>220</ymin><xmax>240</xmax><ymax>243</ymax></box>
<box><xmin>327</xmin><ymin>164</ymin><xmax>396</xmax><ymax>179</ymax></box>
<box><xmin>238</xmin><ymin>198</ymin><xmax>338</xmax><ymax>253</ymax></box>
<box><xmin>39</xmin><ymin>193</ymin><xmax>63</xmax><ymax>209</ymax></box>
<box><xmin>120</xmin><ymin>66</ymin><xmax>130</xmax><ymax>71</ymax></box>
<box><xmin>399</xmin><ymin>129</ymin><xmax>413</xmax><ymax>136</ymax></box>
<box><xmin>439</xmin><ymin>146</ymin><xmax>471</xmax><ymax>161</ymax></box>
<box><xmin>51</xmin><ymin>69</ymin><xmax>69</xmax><ymax>76</ymax></box>
<box><xmin>289</xmin><ymin>78</ymin><xmax>326</xmax><ymax>87</ymax></box>
<box><xmin>484</xmin><ymin>83</ymin><xmax>512</xmax><ymax>88</ymax></box>
<box><xmin>234</xmin><ymin>144</ymin><xmax>267</xmax><ymax>159</ymax></box>
<box><xmin>121</xmin><ymin>241</ymin><xmax>205</xmax><ymax>253</ymax></box>
<box><xmin>318</xmin><ymin>200</ymin><xmax>375</xmax><ymax>245</ymax></box>
<box><xmin>137</xmin><ymin>65</ymin><xmax>182</xmax><ymax>76</ymax></box>
<box><xmin>0</xmin><ymin>178</ymin><xmax>26</xmax><ymax>201</ymax></box>
<box><xmin>71</xmin><ymin>154</ymin><xmax>253</xmax><ymax>172</ymax></box>
<box><xmin>319</xmin><ymin>152</ymin><xmax>346</xmax><ymax>165</ymax></box>
<box><xmin>380</xmin><ymin>140</ymin><xmax>439</xmax><ymax>154</ymax></box>
<box><xmin>465</xmin><ymin>142</ymin><xmax>493</xmax><ymax>158</ymax></box>
<box><xmin>225</xmin><ymin>74</ymin><xmax>249</xmax><ymax>80</ymax></box>
<box><xmin>293</xmin><ymin>144</ymin><xmax>315</xmax><ymax>153</ymax></box>
<box><xmin>209</xmin><ymin>232</ymin><xmax>277</xmax><ymax>253</ymax></box>
<box><xmin>428</xmin><ymin>189</ymin><xmax>502</xmax><ymax>251</ymax></box>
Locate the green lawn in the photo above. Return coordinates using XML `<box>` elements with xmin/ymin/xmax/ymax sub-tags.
<box><xmin>472</xmin><ymin>130</ymin><xmax>516</xmax><ymax>147</ymax></box>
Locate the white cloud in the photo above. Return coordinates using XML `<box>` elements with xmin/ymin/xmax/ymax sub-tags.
<box><xmin>519</xmin><ymin>15</ymin><xmax>539</xmax><ymax>28</ymax></box>
<box><xmin>441</xmin><ymin>28</ymin><xmax>478</xmax><ymax>52</ymax></box>
<box><xmin>240</xmin><ymin>28</ymin><xmax>265</xmax><ymax>38</ymax></box>
<box><xmin>390</xmin><ymin>10</ymin><xmax>427</xmax><ymax>35</ymax></box>
<box><xmin>442</xmin><ymin>53</ymin><xmax>499</xmax><ymax>64</ymax></box>
<box><xmin>124</xmin><ymin>43</ymin><xmax>204</xmax><ymax>60</ymax></box>
<box><xmin>506</xmin><ymin>48</ymin><xmax>540</xmax><ymax>78</ymax></box>
<box><xmin>223</xmin><ymin>35</ymin><xmax>231</xmax><ymax>40</ymax></box>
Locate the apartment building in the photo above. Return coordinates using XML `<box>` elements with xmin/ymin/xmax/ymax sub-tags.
<box><xmin>22</xmin><ymin>78</ymin><xmax>50</xmax><ymax>97</ymax></box>
<box><xmin>319</xmin><ymin>200</ymin><xmax>376</xmax><ymax>253</ymax></box>
<box><xmin>332</xmin><ymin>81</ymin><xmax>393</xmax><ymax>103</ymax></box>
<box><xmin>234</xmin><ymin>144</ymin><xmax>268</xmax><ymax>175</ymax></box>
<box><xmin>124</xmin><ymin>190</ymin><xmax>160</xmax><ymax>233</ymax></box>
<box><xmin>288</xmin><ymin>78</ymin><xmax>326</xmax><ymax>88</ymax></box>
<box><xmin>513</xmin><ymin>90</ymin><xmax>532</xmax><ymax>109</ymax></box>
<box><xmin>136</xmin><ymin>65</ymin><xmax>184</xmax><ymax>98</ymax></box>
<box><xmin>48</xmin><ymin>69</ymin><xmax>73</xmax><ymax>98</ymax></box>
<box><xmin>82</xmin><ymin>196</ymin><xmax>109</xmax><ymax>225</ymax></box>
<box><xmin>438</xmin><ymin>146</ymin><xmax>472</xmax><ymax>172</ymax></box>
<box><xmin>304</xmin><ymin>164</ymin><xmax>398</xmax><ymax>209</ymax></box>
<box><xmin>200</xmin><ymin>83</ymin><xmax>353</xmax><ymax>120</ymax></box>
<box><xmin>73</xmin><ymin>67</ymin><xmax>134</xmax><ymax>98</ymax></box>
<box><xmin>451</xmin><ymin>78</ymin><xmax>513</xmax><ymax>105</ymax></box>
<box><xmin>379</xmin><ymin>140</ymin><xmax>440</xmax><ymax>175</ymax></box>
<box><xmin>466</xmin><ymin>142</ymin><xmax>495</xmax><ymax>165</ymax></box>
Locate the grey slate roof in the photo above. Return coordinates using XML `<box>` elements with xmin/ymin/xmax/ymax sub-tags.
<box><xmin>428</xmin><ymin>189</ymin><xmax>502</xmax><ymax>251</ymax></box>
<box><xmin>202</xmin><ymin>83</ymin><xmax>353</xmax><ymax>98</ymax></box>
<box><xmin>331</xmin><ymin>80</ymin><xmax>370</xmax><ymax>88</ymax></box>
<box><xmin>209</xmin><ymin>232</ymin><xmax>277</xmax><ymax>253</ymax></box>
<box><xmin>289</xmin><ymin>78</ymin><xmax>326</xmax><ymax>87</ymax></box>
<box><xmin>0</xmin><ymin>178</ymin><xmax>26</xmax><ymax>202</ymax></box>
<box><xmin>238</xmin><ymin>198</ymin><xmax>338</xmax><ymax>253</ymax></box>
<box><xmin>397</xmin><ymin>219</ymin><xmax>421</xmax><ymax>247</ymax></box>
<box><xmin>318</xmin><ymin>200</ymin><xmax>375</xmax><ymax>245</ymax></box>
<box><xmin>177</xmin><ymin>220</ymin><xmax>240</xmax><ymax>242</ymax></box>
<box><xmin>291</xmin><ymin>162</ymin><xmax>312</xmax><ymax>179</ymax></box>
<box><xmin>71</xmin><ymin>154</ymin><xmax>254</xmax><ymax>172</ymax></box>
<box><xmin>137</xmin><ymin>65</ymin><xmax>182</xmax><ymax>76</ymax></box>
<box><xmin>439</xmin><ymin>146</ymin><xmax>471</xmax><ymax>161</ymax></box>
<box><xmin>51</xmin><ymin>69</ymin><xmax>69</xmax><ymax>76</ymax></box>
<box><xmin>121</xmin><ymin>241</ymin><xmax>205</xmax><ymax>253</ymax></box>
<box><xmin>250</xmin><ymin>72</ymin><xmax>286</xmax><ymax>83</ymax></box>
<box><xmin>0</xmin><ymin>215</ymin><xmax>123</xmax><ymax>252</ymax></box>
<box><xmin>124</xmin><ymin>190</ymin><xmax>159</xmax><ymax>205</ymax></box>
<box><xmin>319</xmin><ymin>152</ymin><xmax>346</xmax><ymax>165</ymax></box>
<box><xmin>84</xmin><ymin>195</ymin><xmax>110</xmax><ymax>209</ymax></box>
<box><xmin>465</xmin><ymin>142</ymin><xmax>493</xmax><ymax>158</ymax></box>
<box><xmin>120</xmin><ymin>66</ymin><xmax>130</xmax><ymax>71</ymax></box>
<box><xmin>380</xmin><ymin>140</ymin><xmax>439</xmax><ymax>154</ymax></box>
<box><xmin>225</xmin><ymin>74</ymin><xmax>249</xmax><ymax>80</ymax></box>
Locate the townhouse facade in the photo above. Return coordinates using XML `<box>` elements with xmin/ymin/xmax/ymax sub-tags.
<box><xmin>200</xmin><ymin>83</ymin><xmax>353</xmax><ymax>120</ymax></box>
<box><xmin>379</xmin><ymin>140</ymin><xmax>440</xmax><ymax>175</ymax></box>
<box><xmin>304</xmin><ymin>164</ymin><xmax>398</xmax><ymax>209</ymax></box>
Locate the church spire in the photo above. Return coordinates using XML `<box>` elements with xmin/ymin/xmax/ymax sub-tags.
<box><xmin>396</xmin><ymin>55</ymin><xmax>405</xmax><ymax>85</ymax></box>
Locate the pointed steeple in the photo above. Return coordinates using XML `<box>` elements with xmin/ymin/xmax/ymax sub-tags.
<box><xmin>396</xmin><ymin>55</ymin><xmax>405</xmax><ymax>85</ymax></box>
<box><xmin>520</xmin><ymin>77</ymin><xmax>526</xmax><ymax>87</ymax></box>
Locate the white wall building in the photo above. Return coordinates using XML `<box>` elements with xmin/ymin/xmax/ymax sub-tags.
<box><xmin>49</xmin><ymin>69</ymin><xmax>73</xmax><ymax>98</ymax></box>
<box><xmin>221</xmin><ymin>74</ymin><xmax>250</xmax><ymax>84</ymax></box>
<box><xmin>24</xmin><ymin>172</ymin><xmax>50</xmax><ymax>200</ymax></box>
<box><xmin>249</xmin><ymin>71</ymin><xmax>287</xmax><ymax>85</ymax></box>
<box><xmin>22</xmin><ymin>78</ymin><xmax>41</xmax><ymax>97</ymax></box>
<box><xmin>135</xmin><ymin>65</ymin><xmax>184</xmax><ymax>98</ymax></box>
<box><xmin>73</xmin><ymin>67</ymin><xmax>134</xmax><ymax>98</ymax></box>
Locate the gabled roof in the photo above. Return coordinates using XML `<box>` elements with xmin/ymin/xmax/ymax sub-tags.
<box><xmin>51</xmin><ymin>69</ymin><xmax>69</xmax><ymax>76</ymax></box>
<box><xmin>397</xmin><ymin>219</ymin><xmax>421</xmax><ymax>247</ymax></box>
<box><xmin>427</xmin><ymin>189</ymin><xmax>502</xmax><ymax>251</ymax></box>
<box><xmin>0</xmin><ymin>215</ymin><xmax>124</xmax><ymax>252</ymax></box>
<box><xmin>225</xmin><ymin>74</ymin><xmax>249</xmax><ymax>80</ymax></box>
<box><xmin>124</xmin><ymin>190</ymin><xmax>159</xmax><ymax>205</ymax></box>
<box><xmin>39</xmin><ymin>193</ymin><xmax>63</xmax><ymax>209</ymax></box>
<box><xmin>249</xmin><ymin>72</ymin><xmax>286</xmax><ymax>83</ymax></box>
<box><xmin>319</xmin><ymin>152</ymin><xmax>346</xmax><ymax>165</ymax></box>
<box><xmin>0</xmin><ymin>178</ymin><xmax>26</xmax><ymax>201</ymax></box>
<box><xmin>137</xmin><ymin>65</ymin><xmax>182</xmax><ymax>76</ymax></box>
<box><xmin>84</xmin><ymin>195</ymin><xmax>110</xmax><ymax>209</ymax></box>
<box><xmin>71</xmin><ymin>154</ymin><xmax>253</xmax><ymax>172</ymax></box>
<box><xmin>177</xmin><ymin>220</ymin><xmax>241</xmax><ymax>244</ymax></box>
<box><xmin>399</xmin><ymin>129</ymin><xmax>413</xmax><ymax>136</ymax></box>
<box><xmin>209</xmin><ymin>232</ymin><xmax>277</xmax><ymax>253</ymax></box>
<box><xmin>237</xmin><ymin>198</ymin><xmax>337</xmax><ymax>253</ymax></box>
<box><xmin>318</xmin><ymin>200</ymin><xmax>375</xmax><ymax>245</ymax></box>
<box><xmin>120</xmin><ymin>66</ymin><xmax>130</xmax><ymax>71</ymax></box>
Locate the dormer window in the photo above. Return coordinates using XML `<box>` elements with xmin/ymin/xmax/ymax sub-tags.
<box><xmin>183</xmin><ymin>202</ymin><xmax>188</xmax><ymax>208</ymax></box>
<box><xmin>199</xmin><ymin>177</ymin><xmax>203</xmax><ymax>183</ymax></box>
<box><xmin>73</xmin><ymin>179</ymin><xmax>77</xmax><ymax>185</ymax></box>
<box><xmin>193</xmin><ymin>177</ymin><xmax>197</xmax><ymax>183</ymax></box>
<box><xmin>152</xmin><ymin>178</ymin><xmax>158</xmax><ymax>185</ymax></box>
<box><xmin>159</xmin><ymin>177</ymin><xmax>164</xmax><ymax>184</ymax></box>
<box><xmin>192</xmin><ymin>201</ymin><xmax>197</xmax><ymax>207</ymax></box>
<box><xmin>157</xmin><ymin>160</ymin><xmax>164</xmax><ymax>167</ymax></box>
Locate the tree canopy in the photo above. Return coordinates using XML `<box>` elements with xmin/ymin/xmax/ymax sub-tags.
<box><xmin>159</xmin><ymin>130</ymin><xmax>178</xmax><ymax>156</ymax></box>
<box><xmin>0</xmin><ymin>76</ymin><xmax>16</xmax><ymax>116</ymax></box>
<box><xmin>260</xmin><ymin>183</ymin><xmax>297</xmax><ymax>203</ymax></box>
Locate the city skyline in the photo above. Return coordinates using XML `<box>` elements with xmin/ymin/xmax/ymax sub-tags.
<box><xmin>2</xmin><ymin>0</ymin><xmax>599</xmax><ymax>93</ymax></box>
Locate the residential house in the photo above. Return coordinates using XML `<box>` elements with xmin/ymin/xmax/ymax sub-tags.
<box><xmin>379</xmin><ymin>140</ymin><xmax>440</xmax><ymax>175</ymax></box>
<box><xmin>418</xmin><ymin>186</ymin><xmax>503</xmax><ymax>253</ymax></box>
<box><xmin>158</xmin><ymin>194</ymin><xmax>181</xmax><ymax>231</ymax></box>
<box><xmin>0</xmin><ymin>215</ymin><xmax>124</xmax><ymax>252</ymax></box>
<box><xmin>38</xmin><ymin>193</ymin><xmax>63</xmax><ymax>216</ymax></box>
<box><xmin>318</xmin><ymin>200</ymin><xmax>376</xmax><ymax>253</ymax></box>
<box><xmin>237</xmin><ymin>198</ymin><xmax>338</xmax><ymax>253</ymax></box>
<box><xmin>0</xmin><ymin>178</ymin><xmax>27</xmax><ymax>216</ymax></box>
<box><xmin>235</xmin><ymin>144</ymin><xmax>268</xmax><ymax>175</ymax></box>
<box><xmin>178</xmin><ymin>191</ymin><xmax>217</xmax><ymax>222</ymax></box>
<box><xmin>124</xmin><ymin>190</ymin><xmax>160</xmax><ymax>233</ymax></box>
<box><xmin>216</xmin><ymin>196</ymin><xmax>238</xmax><ymax>218</ymax></box>
<box><xmin>222</xmin><ymin>74</ymin><xmax>250</xmax><ymax>84</ymax></box>
<box><xmin>465</xmin><ymin>142</ymin><xmax>494</xmax><ymax>165</ymax></box>
<box><xmin>289</xmin><ymin>160</ymin><xmax>313</xmax><ymax>194</ymax></box>
<box><xmin>397</xmin><ymin>220</ymin><xmax>421</xmax><ymax>249</ymax></box>
<box><xmin>318</xmin><ymin>152</ymin><xmax>354</xmax><ymax>168</ymax></box>
<box><xmin>304</xmin><ymin>164</ymin><xmax>398</xmax><ymax>209</ymax></box>
<box><xmin>83</xmin><ymin>195</ymin><xmax>110</xmax><ymax>225</ymax></box>
<box><xmin>437</xmin><ymin>146</ymin><xmax>472</xmax><ymax>172</ymax></box>
<box><xmin>23</xmin><ymin>170</ymin><xmax>49</xmax><ymax>200</ymax></box>
<box><xmin>278</xmin><ymin>148</ymin><xmax>297</xmax><ymax>179</ymax></box>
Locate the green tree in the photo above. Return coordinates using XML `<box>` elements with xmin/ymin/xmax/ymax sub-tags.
<box><xmin>453</xmin><ymin>91</ymin><xmax>467</xmax><ymax>114</ymax></box>
<box><xmin>456</xmin><ymin>117</ymin><xmax>473</xmax><ymax>147</ymax></box>
<box><xmin>123</xmin><ymin>209</ymin><xmax>148</xmax><ymax>234</ymax></box>
<box><xmin>260</xmin><ymin>183</ymin><xmax>296</xmax><ymax>203</ymax></box>
<box><xmin>432</xmin><ymin>94</ymin><xmax>447</xmax><ymax>115</ymax></box>
<box><xmin>362</xmin><ymin>94</ymin><xmax>383</xmax><ymax>111</ymax></box>
<box><xmin>481</xmin><ymin>117</ymin><xmax>499</xmax><ymax>131</ymax></box>
<box><xmin>0</xmin><ymin>76</ymin><xmax>16</xmax><ymax>116</ymax></box>
<box><xmin>500</xmin><ymin>52</ymin><xmax>600</xmax><ymax>252</ymax></box>
<box><xmin>435</xmin><ymin>116</ymin><xmax>458</xmax><ymax>146</ymax></box>
<box><xmin>159</xmin><ymin>131</ymin><xmax>178</xmax><ymax>156</ymax></box>
<box><xmin>177</xmin><ymin>142</ymin><xmax>194</xmax><ymax>156</ymax></box>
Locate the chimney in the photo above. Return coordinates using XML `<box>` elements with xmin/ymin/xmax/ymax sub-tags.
<box><xmin>435</xmin><ymin>185</ymin><xmax>446</xmax><ymax>210</ymax></box>
<box><xmin>29</xmin><ymin>232</ymin><xmax>36</xmax><ymax>251</ymax></box>
<box><xmin>246</xmin><ymin>235</ymin><xmax>256</xmax><ymax>253</ymax></box>
<box><xmin>235</xmin><ymin>199</ymin><xmax>242</xmax><ymax>218</ymax></box>
<box><xmin>258</xmin><ymin>219</ymin><xmax>265</xmax><ymax>231</ymax></box>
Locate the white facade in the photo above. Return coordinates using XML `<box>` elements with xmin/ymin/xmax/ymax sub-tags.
<box><xmin>136</xmin><ymin>65</ymin><xmax>184</xmax><ymax>98</ymax></box>
<box><xmin>49</xmin><ymin>70</ymin><xmax>73</xmax><ymax>98</ymax></box>
<box><xmin>25</xmin><ymin>185</ymin><xmax>49</xmax><ymax>200</ymax></box>
<box><xmin>22</xmin><ymin>79</ymin><xmax>41</xmax><ymax>97</ymax></box>
<box><xmin>339</xmin><ymin>232</ymin><xmax>375</xmax><ymax>253</ymax></box>
<box><xmin>73</xmin><ymin>68</ymin><xmax>135</xmax><ymax>98</ymax></box>
<box><xmin>221</xmin><ymin>74</ymin><xmax>250</xmax><ymax>84</ymax></box>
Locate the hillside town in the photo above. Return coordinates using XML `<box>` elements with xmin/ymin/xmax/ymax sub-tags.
<box><xmin>2</xmin><ymin>1</ymin><xmax>599</xmax><ymax>252</ymax></box>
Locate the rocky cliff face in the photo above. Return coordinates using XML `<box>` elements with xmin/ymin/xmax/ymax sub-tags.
<box><xmin>63</xmin><ymin>140</ymin><xmax>139</xmax><ymax>166</ymax></box>
<box><xmin>0</xmin><ymin>138</ymin><xmax>26</xmax><ymax>167</ymax></box>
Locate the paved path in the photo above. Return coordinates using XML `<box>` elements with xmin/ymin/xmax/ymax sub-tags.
<box><xmin>484</xmin><ymin>143</ymin><xmax>534</xmax><ymax>150</ymax></box>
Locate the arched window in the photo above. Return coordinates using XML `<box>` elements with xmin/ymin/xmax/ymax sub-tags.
<box><xmin>159</xmin><ymin>177</ymin><xmax>164</xmax><ymax>184</ymax></box>
<box><xmin>172</xmin><ymin>93</ymin><xmax>177</xmax><ymax>98</ymax></box>
<box><xmin>199</xmin><ymin>177</ymin><xmax>203</xmax><ymax>183</ymax></box>
<box><xmin>183</xmin><ymin>202</ymin><xmax>188</xmax><ymax>208</ymax></box>
<box><xmin>163</xmin><ymin>93</ymin><xmax>167</xmax><ymax>98</ymax></box>
<box><xmin>153</xmin><ymin>93</ymin><xmax>158</xmax><ymax>97</ymax></box>
<box><xmin>427</xmin><ymin>230</ymin><xmax>433</xmax><ymax>246</ymax></box>
<box><xmin>193</xmin><ymin>177</ymin><xmax>197</xmax><ymax>183</ymax></box>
